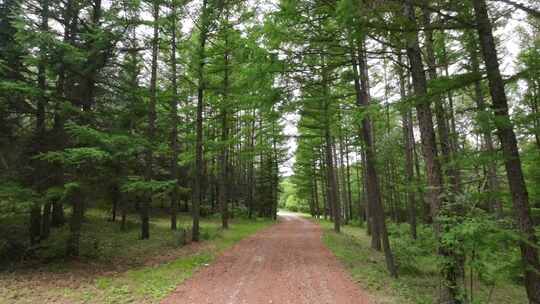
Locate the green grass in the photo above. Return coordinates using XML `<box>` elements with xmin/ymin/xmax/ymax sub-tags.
<box><xmin>317</xmin><ymin>219</ymin><xmax>528</xmax><ymax>304</ymax></box>
<box><xmin>85</xmin><ymin>218</ymin><xmax>272</xmax><ymax>304</ymax></box>
<box><xmin>0</xmin><ymin>210</ymin><xmax>273</xmax><ymax>304</ymax></box>
<box><xmin>38</xmin><ymin>209</ymin><xmax>212</xmax><ymax>264</ymax></box>
<box><xmin>90</xmin><ymin>251</ymin><xmax>212</xmax><ymax>303</ymax></box>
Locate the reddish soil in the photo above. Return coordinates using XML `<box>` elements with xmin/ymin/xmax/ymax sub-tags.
<box><xmin>162</xmin><ymin>213</ymin><xmax>371</xmax><ymax>304</ymax></box>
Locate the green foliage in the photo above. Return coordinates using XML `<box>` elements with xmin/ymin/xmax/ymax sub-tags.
<box><xmin>279</xmin><ymin>178</ymin><xmax>310</xmax><ymax>213</ymax></box>
<box><xmin>441</xmin><ymin>207</ymin><xmax>525</xmax><ymax>286</ymax></box>
<box><xmin>0</xmin><ymin>181</ymin><xmax>36</xmax><ymax>219</ymax></box>
<box><xmin>1</xmin><ymin>0</ymin><xmax>539</xmax><ymax>302</ymax></box>
<box><xmin>37</xmin><ymin>148</ymin><xmax>111</xmax><ymax>167</ymax></box>
<box><xmin>321</xmin><ymin>219</ymin><xmax>528</xmax><ymax>304</ymax></box>
<box><xmin>387</xmin><ymin>224</ymin><xmax>437</xmax><ymax>273</ymax></box>
<box><xmin>45</xmin><ymin>186</ymin><xmax>65</xmax><ymax>202</ymax></box>
<box><xmin>522</xmin><ymin>144</ymin><xmax>540</xmax><ymax>218</ymax></box>
<box><xmin>120</xmin><ymin>177</ymin><xmax>176</xmax><ymax>195</ymax></box>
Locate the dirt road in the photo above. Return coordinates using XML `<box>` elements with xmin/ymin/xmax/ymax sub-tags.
<box><xmin>162</xmin><ymin>213</ymin><xmax>370</xmax><ymax>304</ymax></box>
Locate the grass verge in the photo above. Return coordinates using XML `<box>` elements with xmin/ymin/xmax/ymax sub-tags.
<box><xmin>317</xmin><ymin>219</ymin><xmax>528</xmax><ymax>304</ymax></box>
<box><xmin>0</xmin><ymin>211</ymin><xmax>273</xmax><ymax>304</ymax></box>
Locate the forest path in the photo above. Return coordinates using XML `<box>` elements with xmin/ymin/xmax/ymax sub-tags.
<box><xmin>161</xmin><ymin>212</ymin><xmax>371</xmax><ymax>304</ymax></box>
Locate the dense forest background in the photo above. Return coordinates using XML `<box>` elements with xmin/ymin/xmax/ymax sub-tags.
<box><xmin>1</xmin><ymin>0</ymin><xmax>540</xmax><ymax>303</ymax></box>
<box><xmin>1</xmin><ymin>0</ymin><xmax>287</xmax><ymax>251</ymax></box>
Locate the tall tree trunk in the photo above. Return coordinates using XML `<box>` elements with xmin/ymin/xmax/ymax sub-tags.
<box><xmin>209</xmin><ymin>130</ymin><xmax>217</xmax><ymax>213</ymax></box>
<box><xmin>412</xmin><ymin>133</ymin><xmax>429</xmax><ymax>223</ymax></box>
<box><xmin>467</xmin><ymin>32</ymin><xmax>503</xmax><ymax>218</ymax></box>
<box><xmin>41</xmin><ymin>200</ymin><xmax>52</xmax><ymax>240</ymax></box>
<box><xmin>193</xmin><ymin>0</ymin><xmax>210</xmax><ymax>242</ymax></box>
<box><xmin>30</xmin><ymin>0</ymin><xmax>50</xmax><ymax>245</ymax></box>
<box><xmin>344</xmin><ymin>135</ymin><xmax>353</xmax><ymax>222</ymax></box>
<box><xmin>354</xmin><ymin>147</ymin><xmax>366</xmax><ymax>225</ymax></box>
<box><xmin>80</xmin><ymin>0</ymin><xmax>102</xmax><ymax>116</ymax></box>
<box><xmin>321</xmin><ymin>59</ymin><xmax>341</xmax><ymax>232</ymax></box>
<box><xmin>351</xmin><ymin>39</ymin><xmax>397</xmax><ymax>277</ymax></box>
<box><xmin>473</xmin><ymin>1</ymin><xmax>540</xmax><ymax>301</ymax></box>
<box><xmin>110</xmin><ymin>183</ymin><xmax>120</xmax><ymax>222</ymax></box>
<box><xmin>218</xmin><ymin>88</ymin><xmax>230</xmax><ymax>228</ymax></box>
<box><xmin>397</xmin><ymin>54</ymin><xmax>417</xmax><ymax>239</ymax></box>
<box><xmin>36</xmin><ymin>0</ymin><xmax>48</xmax><ymax>139</ymax></box>
<box><xmin>50</xmin><ymin>0</ymin><xmax>78</xmax><ymax>229</ymax></box>
<box><xmin>51</xmin><ymin>199</ymin><xmax>65</xmax><ymax>228</ymax></box>
<box><xmin>441</xmin><ymin>41</ymin><xmax>460</xmax><ymax>160</ymax></box>
<box><xmin>219</xmin><ymin>10</ymin><xmax>231</xmax><ymax>229</ymax></box>
<box><xmin>271</xmin><ymin>118</ymin><xmax>280</xmax><ymax>220</ymax></box>
<box><xmin>169</xmin><ymin>2</ymin><xmax>180</xmax><ymax>231</ymax></box>
<box><xmin>360</xmin><ymin>149</ymin><xmax>372</xmax><ymax>236</ymax></box>
<box><xmin>67</xmin><ymin>185</ymin><xmax>83</xmax><ymax>257</ymax></box>
<box><xmin>142</xmin><ymin>1</ymin><xmax>159</xmax><ymax>240</ymax></box>
<box><xmin>422</xmin><ymin>8</ymin><xmax>461</xmax><ymax>197</ymax></box>
<box><xmin>337</xmin><ymin>111</ymin><xmax>349</xmax><ymax>224</ymax></box>
<box><xmin>313</xmin><ymin>163</ymin><xmax>320</xmax><ymax>218</ymax></box>
<box><xmin>120</xmin><ymin>195</ymin><xmax>127</xmax><ymax>231</ymax></box>
<box><xmin>530</xmin><ymin>88</ymin><xmax>540</xmax><ymax>149</ymax></box>
<box><xmin>403</xmin><ymin>1</ymin><xmax>456</xmax><ymax>300</ymax></box>
<box><xmin>320</xmin><ymin>154</ymin><xmax>329</xmax><ymax>221</ymax></box>
<box><xmin>29</xmin><ymin>205</ymin><xmax>42</xmax><ymax>245</ymax></box>
<box><xmin>247</xmin><ymin>111</ymin><xmax>256</xmax><ymax>219</ymax></box>
<box><xmin>324</xmin><ymin>131</ymin><xmax>340</xmax><ymax>232</ymax></box>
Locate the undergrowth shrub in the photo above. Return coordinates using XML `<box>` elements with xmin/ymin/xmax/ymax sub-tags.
<box><xmin>0</xmin><ymin>224</ymin><xmax>28</xmax><ymax>265</ymax></box>
<box><xmin>38</xmin><ymin>226</ymin><xmax>100</xmax><ymax>259</ymax></box>
<box><xmin>388</xmin><ymin>223</ymin><xmax>436</xmax><ymax>273</ymax></box>
<box><xmin>231</xmin><ymin>205</ymin><xmax>249</xmax><ymax>218</ymax></box>
<box><xmin>442</xmin><ymin>209</ymin><xmax>522</xmax><ymax>286</ymax></box>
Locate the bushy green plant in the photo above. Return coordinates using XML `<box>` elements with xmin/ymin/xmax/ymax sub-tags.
<box><xmin>0</xmin><ymin>220</ymin><xmax>29</xmax><ymax>264</ymax></box>
<box><xmin>443</xmin><ymin>209</ymin><xmax>522</xmax><ymax>286</ymax></box>
<box><xmin>284</xmin><ymin>194</ymin><xmax>309</xmax><ymax>213</ymax></box>
<box><xmin>388</xmin><ymin>223</ymin><xmax>436</xmax><ymax>273</ymax></box>
<box><xmin>201</xmin><ymin>227</ymin><xmax>221</xmax><ymax>241</ymax></box>
<box><xmin>0</xmin><ymin>182</ymin><xmax>36</xmax><ymax>219</ymax></box>
<box><xmin>39</xmin><ymin>225</ymin><xmax>71</xmax><ymax>260</ymax></box>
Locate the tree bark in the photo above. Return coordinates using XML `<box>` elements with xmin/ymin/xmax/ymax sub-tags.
<box><xmin>473</xmin><ymin>0</ymin><xmax>540</xmax><ymax>301</ymax></box>
<box><xmin>320</xmin><ymin>152</ymin><xmax>329</xmax><ymax>221</ymax></box>
<box><xmin>467</xmin><ymin>32</ymin><xmax>503</xmax><ymax>218</ymax></box>
<box><xmin>397</xmin><ymin>54</ymin><xmax>417</xmax><ymax>239</ymax></box>
<box><xmin>324</xmin><ymin>131</ymin><xmax>341</xmax><ymax>232</ymax></box>
<box><xmin>337</xmin><ymin>111</ymin><xmax>350</xmax><ymax>224</ymax></box>
<box><xmin>110</xmin><ymin>183</ymin><xmax>120</xmax><ymax>222</ymax></box>
<box><xmin>219</xmin><ymin>9</ymin><xmax>231</xmax><ymax>229</ymax></box>
<box><xmin>403</xmin><ymin>1</ymin><xmax>456</xmax><ymax>300</ymax></box>
<box><xmin>361</xmin><ymin>149</ymin><xmax>372</xmax><ymax>236</ymax></box>
<box><xmin>41</xmin><ymin>200</ymin><xmax>52</xmax><ymax>240</ymax></box>
<box><xmin>169</xmin><ymin>2</ymin><xmax>180</xmax><ymax>231</ymax></box>
<box><xmin>422</xmin><ymin>7</ymin><xmax>461</xmax><ymax>197</ymax></box>
<box><xmin>271</xmin><ymin>118</ymin><xmax>280</xmax><ymax>220</ymax></box>
<box><xmin>67</xmin><ymin>185</ymin><xmax>83</xmax><ymax>257</ymax></box>
<box><xmin>321</xmin><ymin>59</ymin><xmax>341</xmax><ymax>232</ymax></box>
<box><xmin>351</xmin><ymin>39</ymin><xmax>397</xmax><ymax>277</ymax></box>
<box><xmin>344</xmin><ymin>135</ymin><xmax>353</xmax><ymax>222</ymax></box>
<box><xmin>247</xmin><ymin>111</ymin><xmax>256</xmax><ymax>219</ymax></box>
<box><xmin>142</xmin><ymin>1</ymin><xmax>160</xmax><ymax>240</ymax></box>
<box><xmin>312</xmin><ymin>163</ymin><xmax>320</xmax><ymax>218</ymax></box>
<box><xmin>193</xmin><ymin>0</ymin><xmax>210</xmax><ymax>242</ymax></box>
<box><xmin>30</xmin><ymin>0</ymin><xmax>50</xmax><ymax>245</ymax></box>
